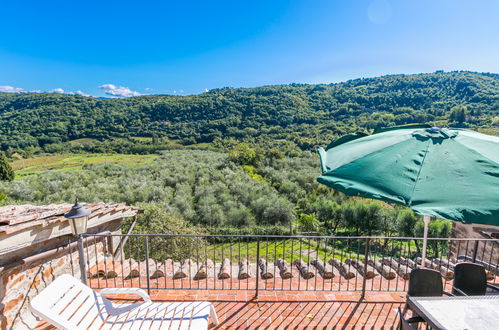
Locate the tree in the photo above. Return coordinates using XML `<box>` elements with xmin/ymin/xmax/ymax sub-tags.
<box><xmin>314</xmin><ymin>199</ymin><xmax>342</xmax><ymax>234</ymax></box>
<box><xmin>414</xmin><ymin>218</ymin><xmax>452</xmax><ymax>257</ymax></box>
<box><xmin>449</xmin><ymin>105</ymin><xmax>468</xmax><ymax>124</ymax></box>
<box><xmin>342</xmin><ymin>200</ymin><xmax>384</xmax><ymax>235</ymax></box>
<box><xmin>0</xmin><ymin>154</ymin><xmax>14</xmax><ymax>181</ymax></box>
<box><xmin>295</xmin><ymin>213</ymin><xmax>321</xmax><ymax>233</ymax></box>
<box><xmin>122</xmin><ymin>203</ymin><xmax>206</xmax><ymax>261</ymax></box>
<box><xmin>396</xmin><ymin>208</ymin><xmax>418</xmax><ymax>237</ymax></box>
<box><xmin>228</xmin><ymin>143</ymin><xmax>258</xmax><ymax>165</ymax></box>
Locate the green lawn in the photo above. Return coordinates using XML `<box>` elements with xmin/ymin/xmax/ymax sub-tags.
<box><xmin>122</xmin><ymin>235</ymin><xmax>445</xmax><ymax>264</ymax></box>
<box><xmin>11</xmin><ymin>153</ymin><xmax>158</xmax><ymax>177</ymax></box>
<box><xmin>69</xmin><ymin>138</ymin><xmax>100</xmax><ymax>144</ymax></box>
<box><xmin>130</xmin><ymin>136</ymin><xmax>153</xmax><ymax>142</ymax></box>
<box><xmin>189</xmin><ymin>238</ymin><xmax>418</xmax><ymax>263</ymax></box>
<box><xmin>207</xmin><ymin>239</ymin><xmax>343</xmax><ymax>263</ymax></box>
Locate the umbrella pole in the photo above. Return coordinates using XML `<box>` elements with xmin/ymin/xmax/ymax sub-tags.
<box><xmin>421</xmin><ymin>215</ymin><xmax>431</xmax><ymax>267</ymax></box>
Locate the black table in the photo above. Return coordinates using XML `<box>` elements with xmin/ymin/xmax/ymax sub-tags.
<box><xmin>407</xmin><ymin>295</ymin><xmax>499</xmax><ymax>329</ymax></box>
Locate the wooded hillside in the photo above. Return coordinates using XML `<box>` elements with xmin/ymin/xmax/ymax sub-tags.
<box><xmin>1</xmin><ymin>71</ymin><xmax>497</xmax><ymax>152</ymax></box>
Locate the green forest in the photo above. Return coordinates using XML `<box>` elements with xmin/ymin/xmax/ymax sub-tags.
<box><xmin>0</xmin><ymin>71</ymin><xmax>498</xmax><ymax>157</ymax></box>
<box><xmin>0</xmin><ymin>71</ymin><xmax>497</xmax><ymax>243</ymax></box>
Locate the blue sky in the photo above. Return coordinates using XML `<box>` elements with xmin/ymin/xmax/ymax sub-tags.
<box><xmin>1</xmin><ymin>0</ymin><xmax>498</xmax><ymax>97</ymax></box>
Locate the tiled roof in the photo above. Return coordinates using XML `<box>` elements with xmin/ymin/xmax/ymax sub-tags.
<box><xmin>0</xmin><ymin>203</ymin><xmax>140</xmax><ymax>234</ymax></box>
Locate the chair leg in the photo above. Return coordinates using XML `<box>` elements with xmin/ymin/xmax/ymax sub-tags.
<box><xmin>210</xmin><ymin>304</ymin><xmax>219</xmax><ymax>325</ymax></box>
<box><xmin>402</xmin><ymin>303</ymin><xmax>408</xmax><ymax>316</ymax></box>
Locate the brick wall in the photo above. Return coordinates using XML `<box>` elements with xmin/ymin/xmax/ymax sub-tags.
<box><xmin>0</xmin><ymin>238</ymin><xmax>109</xmax><ymax>329</ymax></box>
<box><xmin>0</xmin><ymin>203</ymin><xmax>138</xmax><ymax>329</ymax></box>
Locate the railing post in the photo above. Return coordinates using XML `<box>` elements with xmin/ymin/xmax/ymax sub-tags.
<box><xmin>255</xmin><ymin>238</ymin><xmax>260</xmax><ymax>299</ymax></box>
<box><xmin>361</xmin><ymin>237</ymin><xmax>370</xmax><ymax>300</ymax></box>
<box><xmin>472</xmin><ymin>240</ymin><xmax>479</xmax><ymax>263</ymax></box>
<box><xmin>77</xmin><ymin>234</ymin><xmax>87</xmax><ymax>285</ymax></box>
<box><xmin>145</xmin><ymin>236</ymin><xmax>151</xmax><ymax>295</ymax></box>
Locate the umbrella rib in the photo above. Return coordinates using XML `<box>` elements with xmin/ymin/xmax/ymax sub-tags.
<box><xmin>408</xmin><ymin>139</ymin><xmax>431</xmax><ymax>206</ymax></box>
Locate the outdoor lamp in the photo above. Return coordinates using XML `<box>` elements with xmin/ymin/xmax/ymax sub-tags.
<box><xmin>65</xmin><ymin>199</ymin><xmax>91</xmax><ymax>235</ymax></box>
<box><xmin>64</xmin><ymin>199</ymin><xmax>91</xmax><ymax>284</ymax></box>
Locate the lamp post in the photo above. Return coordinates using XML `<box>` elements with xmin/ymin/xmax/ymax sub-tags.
<box><xmin>65</xmin><ymin>199</ymin><xmax>91</xmax><ymax>284</ymax></box>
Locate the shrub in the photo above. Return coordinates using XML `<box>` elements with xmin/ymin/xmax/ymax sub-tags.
<box><xmin>122</xmin><ymin>203</ymin><xmax>207</xmax><ymax>261</ymax></box>
<box><xmin>0</xmin><ymin>154</ymin><xmax>14</xmax><ymax>181</ymax></box>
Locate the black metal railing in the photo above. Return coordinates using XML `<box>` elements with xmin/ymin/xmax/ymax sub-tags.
<box><xmin>81</xmin><ymin>234</ymin><xmax>499</xmax><ymax>296</ymax></box>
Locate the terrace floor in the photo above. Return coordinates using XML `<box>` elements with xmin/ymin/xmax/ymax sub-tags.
<box><xmin>36</xmin><ymin>288</ymin><xmax>407</xmax><ymax>329</ymax></box>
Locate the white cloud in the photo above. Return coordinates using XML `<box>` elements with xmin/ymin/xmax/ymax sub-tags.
<box><xmin>55</xmin><ymin>89</ymin><xmax>91</xmax><ymax>96</ymax></box>
<box><xmin>74</xmin><ymin>90</ymin><xmax>91</xmax><ymax>97</ymax></box>
<box><xmin>144</xmin><ymin>87</ymin><xmax>153</xmax><ymax>91</ymax></box>
<box><xmin>99</xmin><ymin>84</ymin><xmax>141</xmax><ymax>97</ymax></box>
<box><xmin>0</xmin><ymin>85</ymin><xmax>93</xmax><ymax>96</ymax></box>
<box><xmin>0</xmin><ymin>85</ymin><xmax>24</xmax><ymax>93</ymax></box>
<box><xmin>51</xmin><ymin>88</ymin><xmax>65</xmax><ymax>93</ymax></box>
<box><xmin>204</xmin><ymin>88</ymin><xmax>209</xmax><ymax>92</ymax></box>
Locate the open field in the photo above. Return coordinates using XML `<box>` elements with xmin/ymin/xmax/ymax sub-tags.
<box><xmin>68</xmin><ymin>138</ymin><xmax>100</xmax><ymax>144</ymax></box>
<box><xmin>130</xmin><ymin>136</ymin><xmax>153</xmax><ymax>142</ymax></box>
<box><xmin>11</xmin><ymin>153</ymin><xmax>158</xmax><ymax>177</ymax></box>
<box><xmin>476</xmin><ymin>127</ymin><xmax>499</xmax><ymax>136</ymax></box>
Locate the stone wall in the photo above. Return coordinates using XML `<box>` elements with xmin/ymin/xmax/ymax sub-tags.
<box><xmin>0</xmin><ymin>203</ymin><xmax>138</xmax><ymax>330</ymax></box>
<box><xmin>0</xmin><ymin>237</ymin><xmax>108</xmax><ymax>329</ymax></box>
<box><xmin>450</xmin><ymin>221</ymin><xmax>499</xmax><ymax>271</ymax></box>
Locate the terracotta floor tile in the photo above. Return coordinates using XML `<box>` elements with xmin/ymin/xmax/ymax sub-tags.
<box><xmin>37</xmin><ymin>285</ymin><xmax>405</xmax><ymax>329</ymax></box>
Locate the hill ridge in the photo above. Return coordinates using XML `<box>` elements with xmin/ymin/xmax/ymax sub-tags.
<box><xmin>0</xmin><ymin>71</ymin><xmax>497</xmax><ymax>152</ymax></box>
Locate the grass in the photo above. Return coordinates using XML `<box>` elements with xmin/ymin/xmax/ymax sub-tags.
<box><xmin>476</xmin><ymin>127</ymin><xmax>499</xmax><ymax>136</ymax></box>
<box><xmin>11</xmin><ymin>153</ymin><xmax>158</xmax><ymax>177</ymax></box>
<box><xmin>207</xmin><ymin>239</ymin><xmax>341</xmax><ymax>263</ymax></box>
<box><xmin>130</xmin><ymin>136</ymin><xmax>153</xmax><ymax>142</ymax></box>
<box><xmin>69</xmin><ymin>138</ymin><xmax>100</xmax><ymax>144</ymax></box>
<box><xmin>126</xmin><ymin>237</ymin><xmax>448</xmax><ymax>264</ymax></box>
<box><xmin>165</xmin><ymin>238</ymin><xmax>422</xmax><ymax>263</ymax></box>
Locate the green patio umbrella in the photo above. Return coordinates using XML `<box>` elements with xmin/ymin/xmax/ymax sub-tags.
<box><xmin>317</xmin><ymin>124</ymin><xmax>499</xmax><ymax>262</ymax></box>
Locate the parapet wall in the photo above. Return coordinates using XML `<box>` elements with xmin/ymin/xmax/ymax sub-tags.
<box><xmin>0</xmin><ymin>237</ymin><xmax>108</xmax><ymax>329</ymax></box>
<box><xmin>0</xmin><ymin>203</ymin><xmax>139</xmax><ymax>329</ymax></box>
<box><xmin>450</xmin><ymin>221</ymin><xmax>499</xmax><ymax>264</ymax></box>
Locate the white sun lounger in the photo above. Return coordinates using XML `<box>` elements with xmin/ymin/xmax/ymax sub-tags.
<box><xmin>29</xmin><ymin>274</ymin><xmax>218</xmax><ymax>329</ymax></box>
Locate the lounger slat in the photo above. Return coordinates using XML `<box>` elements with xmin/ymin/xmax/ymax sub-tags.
<box><xmin>86</xmin><ymin>305</ymin><xmax>107</xmax><ymax>329</ymax></box>
<box><xmin>58</xmin><ymin>290</ymin><xmax>83</xmax><ymax>316</ymax></box>
<box><xmin>61</xmin><ymin>292</ymin><xmax>100</xmax><ymax>324</ymax></box>
<box><xmin>117</xmin><ymin>309</ymin><xmax>133</xmax><ymax>330</ymax></box>
<box><xmin>49</xmin><ymin>284</ymin><xmax>78</xmax><ymax>312</ymax></box>
<box><xmin>67</xmin><ymin>294</ymin><xmax>90</xmax><ymax>321</ymax></box>
<box><xmin>76</xmin><ymin>299</ymin><xmax>100</xmax><ymax>327</ymax></box>
<box><xmin>77</xmin><ymin>296</ymin><xmax>113</xmax><ymax>329</ymax></box>
<box><xmin>120</xmin><ymin>305</ymin><xmax>146</xmax><ymax>330</ymax></box>
<box><xmin>146</xmin><ymin>305</ymin><xmax>168</xmax><ymax>330</ymax></box>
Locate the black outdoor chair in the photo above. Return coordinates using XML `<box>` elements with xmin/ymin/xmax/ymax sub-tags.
<box><xmin>408</xmin><ymin>268</ymin><xmax>447</xmax><ymax>297</ymax></box>
<box><xmin>404</xmin><ymin>268</ymin><xmax>452</xmax><ymax>324</ymax></box>
<box><xmin>453</xmin><ymin>262</ymin><xmax>499</xmax><ymax>296</ymax></box>
<box><xmin>397</xmin><ymin>307</ymin><xmax>416</xmax><ymax>330</ymax></box>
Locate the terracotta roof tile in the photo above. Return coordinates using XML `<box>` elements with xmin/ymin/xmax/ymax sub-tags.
<box><xmin>0</xmin><ymin>203</ymin><xmax>140</xmax><ymax>234</ymax></box>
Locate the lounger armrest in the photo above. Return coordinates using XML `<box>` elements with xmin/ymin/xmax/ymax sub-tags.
<box><xmin>99</xmin><ymin>288</ymin><xmax>151</xmax><ymax>303</ymax></box>
<box><xmin>451</xmin><ymin>287</ymin><xmax>467</xmax><ymax>296</ymax></box>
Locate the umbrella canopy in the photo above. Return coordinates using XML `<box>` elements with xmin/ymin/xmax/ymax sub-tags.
<box><xmin>317</xmin><ymin>124</ymin><xmax>499</xmax><ymax>226</ymax></box>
